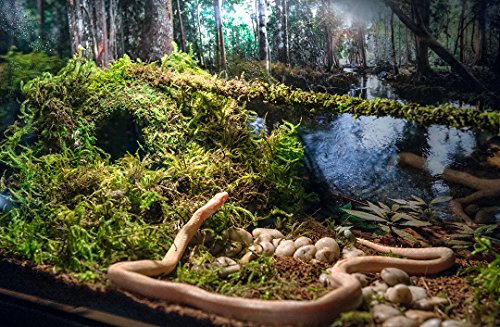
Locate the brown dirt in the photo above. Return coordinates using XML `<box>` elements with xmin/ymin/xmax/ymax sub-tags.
<box><xmin>0</xmin><ymin>220</ymin><xmax>495</xmax><ymax>327</ymax></box>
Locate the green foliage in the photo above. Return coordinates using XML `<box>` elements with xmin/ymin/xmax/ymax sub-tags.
<box><xmin>330</xmin><ymin>311</ymin><xmax>373</xmax><ymax>327</ymax></box>
<box><xmin>342</xmin><ymin>195</ymin><xmax>452</xmax><ymax>242</ymax></box>
<box><xmin>447</xmin><ymin>223</ymin><xmax>499</xmax><ymax>250</ymax></box>
<box><xmin>141</xmin><ymin>66</ymin><xmax>500</xmax><ymax>135</ymax></box>
<box><xmin>0</xmin><ymin>53</ymin><xmax>307</xmax><ymax>282</ymax></box>
<box><xmin>173</xmin><ymin>254</ymin><xmax>330</xmax><ymax>301</ymax></box>
<box><xmin>461</xmin><ymin>237</ymin><xmax>500</xmax><ymax>325</ymax></box>
<box><xmin>0</xmin><ymin>49</ymin><xmax>64</xmax><ymax>98</ymax></box>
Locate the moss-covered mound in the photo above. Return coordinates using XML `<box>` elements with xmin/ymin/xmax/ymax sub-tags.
<box><xmin>0</xmin><ymin>51</ymin><xmax>307</xmax><ymax>281</ymax></box>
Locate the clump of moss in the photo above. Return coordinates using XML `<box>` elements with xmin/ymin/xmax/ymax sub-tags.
<box><xmin>0</xmin><ymin>49</ymin><xmax>65</xmax><ymax>132</ymax></box>
<box><xmin>0</xmin><ymin>49</ymin><xmax>307</xmax><ymax>282</ymax></box>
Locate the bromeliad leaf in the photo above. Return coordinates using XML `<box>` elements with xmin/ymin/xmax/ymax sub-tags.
<box><xmin>411</xmin><ymin>195</ymin><xmax>426</xmax><ymax>204</ymax></box>
<box><xmin>392</xmin><ymin>228</ymin><xmax>419</xmax><ymax>244</ymax></box>
<box><xmin>343</xmin><ymin>209</ymin><xmax>387</xmax><ymax>222</ymax></box>
<box><xmin>391</xmin><ymin>212</ymin><xmax>414</xmax><ymax>223</ymax></box>
<box><xmin>390</xmin><ymin>198</ymin><xmax>408</xmax><ymax>205</ymax></box>
<box><xmin>400</xmin><ymin>217</ymin><xmax>432</xmax><ymax>227</ymax></box>
<box><xmin>430</xmin><ymin>195</ymin><xmax>453</xmax><ymax>205</ymax></box>
<box><xmin>364</xmin><ymin>201</ymin><xmax>390</xmax><ymax>217</ymax></box>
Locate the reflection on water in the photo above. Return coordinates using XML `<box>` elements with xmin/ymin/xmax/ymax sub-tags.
<box><xmin>348</xmin><ymin>74</ymin><xmax>476</xmax><ymax>109</ymax></box>
<box><xmin>300</xmin><ymin>113</ymin><xmax>484</xmax><ymax>214</ymax></box>
<box><xmin>348</xmin><ymin>75</ymin><xmax>400</xmax><ymax>101</ymax></box>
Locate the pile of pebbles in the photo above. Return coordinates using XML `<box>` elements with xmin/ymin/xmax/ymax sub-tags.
<box><xmin>194</xmin><ymin>227</ymin><xmax>470</xmax><ymax>327</ymax></box>
<box><xmin>333</xmin><ymin>267</ymin><xmax>471</xmax><ymax>327</ymax></box>
<box><xmin>200</xmin><ymin>227</ymin><xmax>341</xmax><ymax>276</ymax></box>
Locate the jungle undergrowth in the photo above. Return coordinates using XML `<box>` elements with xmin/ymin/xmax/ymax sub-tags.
<box><xmin>0</xmin><ymin>49</ymin><xmax>308</xmax><ymax>283</ymax></box>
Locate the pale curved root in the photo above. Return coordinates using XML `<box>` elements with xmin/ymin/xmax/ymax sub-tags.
<box><xmin>108</xmin><ymin>192</ymin><xmax>455</xmax><ymax>326</ymax></box>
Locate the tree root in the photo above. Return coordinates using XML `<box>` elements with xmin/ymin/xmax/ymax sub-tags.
<box><xmin>399</xmin><ymin>152</ymin><xmax>500</xmax><ymax>225</ymax></box>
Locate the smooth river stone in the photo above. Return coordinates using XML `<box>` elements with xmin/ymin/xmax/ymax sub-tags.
<box><xmin>408</xmin><ymin>286</ymin><xmax>428</xmax><ymax>302</ymax></box>
<box><xmin>315</xmin><ymin>237</ymin><xmax>340</xmax><ymax>261</ymax></box>
<box><xmin>275</xmin><ymin>239</ymin><xmax>295</xmax><ymax>257</ymax></box>
<box><xmin>315</xmin><ymin>248</ymin><xmax>337</xmax><ymax>263</ymax></box>
<box><xmin>420</xmin><ymin>318</ymin><xmax>442</xmax><ymax>327</ymax></box>
<box><xmin>342</xmin><ymin>246</ymin><xmax>365</xmax><ymax>258</ymax></box>
<box><xmin>372</xmin><ymin>304</ymin><xmax>402</xmax><ymax>323</ymax></box>
<box><xmin>382</xmin><ymin>316</ymin><xmax>419</xmax><ymax>327</ymax></box>
<box><xmin>381</xmin><ymin>267</ymin><xmax>411</xmax><ymax>286</ymax></box>
<box><xmin>412</xmin><ymin>296</ymin><xmax>449</xmax><ymax>311</ymax></box>
<box><xmin>223</xmin><ymin>241</ymin><xmax>244</xmax><ymax>257</ymax></box>
<box><xmin>294</xmin><ymin>236</ymin><xmax>313</xmax><ymax>248</ymax></box>
<box><xmin>373</xmin><ymin>280</ymin><xmax>389</xmax><ymax>292</ymax></box>
<box><xmin>385</xmin><ymin>284</ymin><xmax>413</xmax><ymax>305</ymax></box>
<box><xmin>293</xmin><ymin>245</ymin><xmax>316</xmax><ymax>261</ymax></box>
<box><xmin>252</xmin><ymin>228</ymin><xmax>284</xmax><ymax>240</ymax></box>
<box><xmin>223</xmin><ymin>227</ymin><xmax>253</xmax><ymax>245</ymax></box>
<box><xmin>441</xmin><ymin>320</ymin><xmax>471</xmax><ymax>327</ymax></box>
<box><xmin>404</xmin><ymin>310</ymin><xmax>436</xmax><ymax>324</ymax></box>
<box><xmin>259</xmin><ymin>241</ymin><xmax>275</xmax><ymax>256</ymax></box>
<box><xmin>213</xmin><ymin>256</ymin><xmax>241</xmax><ymax>277</ymax></box>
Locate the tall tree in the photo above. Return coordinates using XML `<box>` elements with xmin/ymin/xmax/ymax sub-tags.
<box><xmin>192</xmin><ymin>0</ymin><xmax>205</xmax><ymax>65</ymax></box>
<box><xmin>37</xmin><ymin>0</ymin><xmax>45</xmax><ymax>41</ymax></box>
<box><xmin>275</xmin><ymin>0</ymin><xmax>290</xmax><ymax>65</ymax></box>
<box><xmin>390</xmin><ymin>12</ymin><xmax>399</xmax><ymax>74</ymax></box>
<box><xmin>472</xmin><ymin>0</ymin><xmax>488</xmax><ymax>65</ymax></box>
<box><xmin>412</xmin><ymin>0</ymin><xmax>433</xmax><ymax>77</ymax></box>
<box><xmin>213</xmin><ymin>0</ymin><xmax>227</xmax><ymax>70</ymax></box>
<box><xmin>257</xmin><ymin>0</ymin><xmax>269</xmax><ymax>63</ymax></box>
<box><xmin>175</xmin><ymin>0</ymin><xmax>187</xmax><ymax>52</ymax></box>
<box><xmin>139</xmin><ymin>0</ymin><xmax>174</xmax><ymax>61</ymax></box>
<box><xmin>384</xmin><ymin>0</ymin><xmax>488</xmax><ymax>91</ymax></box>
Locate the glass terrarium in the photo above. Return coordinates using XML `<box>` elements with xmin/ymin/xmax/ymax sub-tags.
<box><xmin>0</xmin><ymin>1</ymin><xmax>498</xmax><ymax>326</ymax></box>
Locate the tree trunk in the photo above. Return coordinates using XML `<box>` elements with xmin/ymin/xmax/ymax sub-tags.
<box><xmin>283</xmin><ymin>0</ymin><xmax>290</xmax><ymax>65</ymax></box>
<box><xmin>412</xmin><ymin>0</ymin><xmax>433</xmax><ymax>77</ymax></box>
<box><xmin>176</xmin><ymin>0</ymin><xmax>187</xmax><ymax>52</ymax></box>
<box><xmin>384</xmin><ymin>0</ymin><xmax>488</xmax><ymax>91</ymax></box>
<box><xmin>357</xmin><ymin>26</ymin><xmax>367</xmax><ymax>69</ymax></box>
<box><xmin>68</xmin><ymin>0</ymin><xmax>92</xmax><ymax>59</ymax></box>
<box><xmin>472</xmin><ymin>0</ymin><xmax>488</xmax><ymax>66</ymax></box>
<box><xmin>458</xmin><ymin>0</ymin><xmax>466</xmax><ymax>62</ymax></box>
<box><xmin>390</xmin><ymin>12</ymin><xmax>398</xmax><ymax>74</ymax></box>
<box><xmin>108</xmin><ymin>0</ymin><xmax>118</xmax><ymax>59</ymax></box>
<box><xmin>37</xmin><ymin>0</ymin><xmax>45</xmax><ymax>42</ymax></box>
<box><xmin>139</xmin><ymin>0</ymin><xmax>174</xmax><ymax>61</ymax></box>
<box><xmin>213</xmin><ymin>0</ymin><xmax>226</xmax><ymax>70</ymax></box>
<box><xmin>192</xmin><ymin>0</ymin><xmax>204</xmax><ymax>65</ymax></box>
<box><xmin>257</xmin><ymin>0</ymin><xmax>269</xmax><ymax>64</ymax></box>
<box><xmin>94</xmin><ymin>0</ymin><xmax>109</xmax><ymax>67</ymax></box>
<box><xmin>494</xmin><ymin>27</ymin><xmax>500</xmax><ymax>77</ymax></box>
<box><xmin>275</xmin><ymin>0</ymin><xmax>289</xmax><ymax>64</ymax></box>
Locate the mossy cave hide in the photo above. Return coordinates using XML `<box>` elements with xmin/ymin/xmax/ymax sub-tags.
<box><xmin>0</xmin><ymin>51</ymin><xmax>306</xmax><ymax>281</ymax></box>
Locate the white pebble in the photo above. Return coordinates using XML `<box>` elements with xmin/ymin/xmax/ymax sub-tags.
<box><xmin>381</xmin><ymin>267</ymin><xmax>411</xmax><ymax>286</ymax></box>
<box><xmin>385</xmin><ymin>284</ymin><xmax>413</xmax><ymax>305</ymax></box>
<box><xmin>404</xmin><ymin>310</ymin><xmax>436</xmax><ymax>324</ymax></box>
<box><xmin>372</xmin><ymin>303</ymin><xmax>402</xmax><ymax>323</ymax></box>
<box><xmin>252</xmin><ymin>228</ymin><xmax>284</xmax><ymax>239</ymax></box>
<box><xmin>275</xmin><ymin>240</ymin><xmax>296</xmax><ymax>257</ymax></box>
<box><xmin>259</xmin><ymin>241</ymin><xmax>275</xmax><ymax>256</ymax></box>
<box><xmin>293</xmin><ymin>245</ymin><xmax>316</xmax><ymax>261</ymax></box>
<box><xmin>441</xmin><ymin>320</ymin><xmax>471</xmax><ymax>327</ymax></box>
<box><xmin>408</xmin><ymin>286</ymin><xmax>428</xmax><ymax>302</ymax></box>
<box><xmin>412</xmin><ymin>297</ymin><xmax>448</xmax><ymax>311</ymax></box>
<box><xmin>420</xmin><ymin>318</ymin><xmax>442</xmax><ymax>327</ymax></box>
<box><xmin>294</xmin><ymin>236</ymin><xmax>313</xmax><ymax>248</ymax></box>
<box><xmin>382</xmin><ymin>316</ymin><xmax>418</xmax><ymax>327</ymax></box>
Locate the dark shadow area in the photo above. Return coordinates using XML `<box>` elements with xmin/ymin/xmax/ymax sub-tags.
<box><xmin>94</xmin><ymin>111</ymin><xmax>145</xmax><ymax>161</ymax></box>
